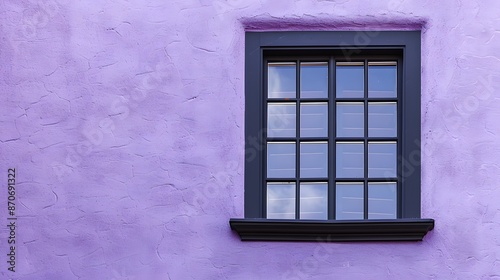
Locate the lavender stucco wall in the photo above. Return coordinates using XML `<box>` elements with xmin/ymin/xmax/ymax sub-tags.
<box><xmin>1</xmin><ymin>0</ymin><xmax>500</xmax><ymax>279</ymax></box>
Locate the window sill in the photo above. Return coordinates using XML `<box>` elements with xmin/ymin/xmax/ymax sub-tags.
<box><xmin>229</xmin><ymin>218</ymin><xmax>434</xmax><ymax>242</ymax></box>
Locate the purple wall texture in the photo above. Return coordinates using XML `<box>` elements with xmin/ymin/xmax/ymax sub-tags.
<box><xmin>1</xmin><ymin>0</ymin><xmax>500</xmax><ymax>279</ymax></box>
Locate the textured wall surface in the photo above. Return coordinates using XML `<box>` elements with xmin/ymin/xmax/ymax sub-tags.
<box><xmin>1</xmin><ymin>0</ymin><xmax>500</xmax><ymax>279</ymax></box>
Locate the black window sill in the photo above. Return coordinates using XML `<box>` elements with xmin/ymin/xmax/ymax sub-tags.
<box><xmin>229</xmin><ymin>218</ymin><xmax>434</xmax><ymax>242</ymax></box>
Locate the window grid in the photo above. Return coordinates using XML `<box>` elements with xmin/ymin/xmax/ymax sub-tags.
<box><xmin>295</xmin><ymin>59</ymin><xmax>300</xmax><ymax>219</ymax></box>
<box><xmin>264</xmin><ymin>57</ymin><xmax>400</xmax><ymax>220</ymax></box>
<box><xmin>364</xmin><ymin>59</ymin><xmax>369</xmax><ymax>220</ymax></box>
<box><xmin>328</xmin><ymin>56</ymin><xmax>336</xmax><ymax>220</ymax></box>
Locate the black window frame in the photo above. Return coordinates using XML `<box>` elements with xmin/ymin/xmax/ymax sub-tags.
<box><xmin>230</xmin><ymin>31</ymin><xmax>434</xmax><ymax>242</ymax></box>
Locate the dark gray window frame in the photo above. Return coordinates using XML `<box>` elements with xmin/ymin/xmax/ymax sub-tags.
<box><xmin>230</xmin><ymin>31</ymin><xmax>434</xmax><ymax>242</ymax></box>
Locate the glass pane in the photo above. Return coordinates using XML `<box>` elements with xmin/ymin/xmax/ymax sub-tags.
<box><xmin>267</xmin><ymin>143</ymin><xmax>296</xmax><ymax>178</ymax></box>
<box><xmin>267</xmin><ymin>103</ymin><xmax>296</xmax><ymax>137</ymax></box>
<box><xmin>368</xmin><ymin>62</ymin><xmax>397</xmax><ymax>98</ymax></box>
<box><xmin>300</xmin><ymin>103</ymin><xmax>328</xmax><ymax>137</ymax></box>
<box><xmin>368</xmin><ymin>182</ymin><xmax>397</xmax><ymax>219</ymax></box>
<box><xmin>300</xmin><ymin>142</ymin><xmax>328</xmax><ymax>178</ymax></box>
<box><xmin>267</xmin><ymin>183</ymin><xmax>296</xmax><ymax>219</ymax></box>
<box><xmin>268</xmin><ymin>62</ymin><xmax>296</xmax><ymax>98</ymax></box>
<box><xmin>336</xmin><ymin>62</ymin><xmax>364</xmax><ymax>98</ymax></box>
<box><xmin>336</xmin><ymin>142</ymin><xmax>364</xmax><ymax>178</ymax></box>
<box><xmin>300</xmin><ymin>62</ymin><xmax>328</xmax><ymax>98</ymax></box>
<box><xmin>368</xmin><ymin>102</ymin><xmax>397</xmax><ymax>137</ymax></box>
<box><xmin>336</xmin><ymin>102</ymin><xmax>364</xmax><ymax>137</ymax></box>
<box><xmin>368</xmin><ymin>142</ymin><xmax>397</xmax><ymax>178</ymax></box>
<box><xmin>336</xmin><ymin>182</ymin><xmax>364</xmax><ymax>220</ymax></box>
<box><xmin>300</xmin><ymin>183</ymin><xmax>328</xmax><ymax>220</ymax></box>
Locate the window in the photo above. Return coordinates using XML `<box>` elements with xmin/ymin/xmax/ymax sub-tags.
<box><xmin>230</xmin><ymin>31</ymin><xmax>434</xmax><ymax>241</ymax></box>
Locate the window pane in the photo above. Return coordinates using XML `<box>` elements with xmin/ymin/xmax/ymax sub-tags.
<box><xmin>267</xmin><ymin>183</ymin><xmax>296</xmax><ymax>219</ymax></box>
<box><xmin>267</xmin><ymin>143</ymin><xmax>296</xmax><ymax>178</ymax></box>
<box><xmin>268</xmin><ymin>62</ymin><xmax>296</xmax><ymax>98</ymax></box>
<box><xmin>336</xmin><ymin>62</ymin><xmax>364</xmax><ymax>98</ymax></box>
<box><xmin>300</xmin><ymin>62</ymin><xmax>328</xmax><ymax>98</ymax></box>
<box><xmin>368</xmin><ymin>182</ymin><xmax>397</xmax><ymax>219</ymax></box>
<box><xmin>300</xmin><ymin>102</ymin><xmax>328</xmax><ymax>137</ymax></box>
<box><xmin>368</xmin><ymin>102</ymin><xmax>397</xmax><ymax>137</ymax></box>
<box><xmin>336</xmin><ymin>102</ymin><xmax>364</xmax><ymax>137</ymax></box>
<box><xmin>368</xmin><ymin>62</ymin><xmax>397</xmax><ymax>98</ymax></box>
<box><xmin>300</xmin><ymin>142</ymin><xmax>328</xmax><ymax>178</ymax></box>
<box><xmin>336</xmin><ymin>182</ymin><xmax>364</xmax><ymax>220</ymax></box>
<box><xmin>336</xmin><ymin>142</ymin><xmax>364</xmax><ymax>178</ymax></box>
<box><xmin>368</xmin><ymin>142</ymin><xmax>397</xmax><ymax>178</ymax></box>
<box><xmin>300</xmin><ymin>183</ymin><xmax>328</xmax><ymax>220</ymax></box>
<box><xmin>267</xmin><ymin>103</ymin><xmax>296</xmax><ymax>137</ymax></box>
